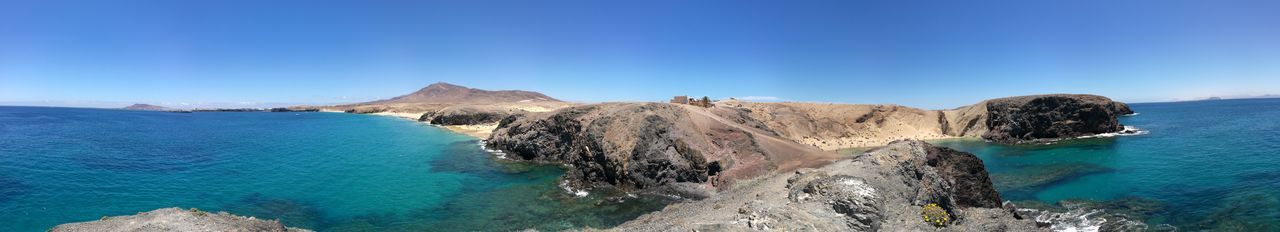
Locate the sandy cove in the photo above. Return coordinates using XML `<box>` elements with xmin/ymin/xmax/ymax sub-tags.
<box><xmin>369</xmin><ymin>111</ymin><xmax>497</xmax><ymax>139</ymax></box>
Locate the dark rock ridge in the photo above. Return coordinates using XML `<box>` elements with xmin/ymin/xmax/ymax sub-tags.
<box><xmin>51</xmin><ymin>208</ymin><xmax>311</xmax><ymax>232</ymax></box>
<box><xmin>486</xmin><ymin>104</ymin><xmax>713</xmax><ymax>193</ymax></box>
<box><xmin>925</xmin><ymin>144</ymin><xmax>1003</xmax><ymax>208</ymax></box>
<box><xmin>486</xmin><ymin>103</ymin><xmax>837</xmax><ymax>196</ymax></box>
<box><xmin>613</xmin><ymin>140</ymin><xmax>1042</xmax><ymax>231</ymax></box>
<box><xmin>420</xmin><ymin>106</ymin><xmax>520</xmax><ymax>125</ymax></box>
<box><xmin>979</xmin><ymin>94</ymin><xmax>1133</xmax><ymax>143</ymax></box>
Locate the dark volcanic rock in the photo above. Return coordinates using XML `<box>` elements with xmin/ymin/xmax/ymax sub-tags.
<box><xmin>486</xmin><ymin>104</ymin><xmax>711</xmax><ymax>192</ymax></box>
<box><xmin>982</xmin><ymin>94</ymin><xmax>1132</xmax><ymax>143</ymax></box>
<box><xmin>925</xmin><ymin>145</ymin><xmax>1003</xmax><ymax>208</ymax></box>
<box><xmin>422</xmin><ymin>106</ymin><xmax>519</xmax><ymax>125</ymax></box>
<box><xmin>613</xmin><ymin>140</ymin><xmax>1041</xmax><ymax>231</ymax></box>
<box><xmin>485</xmin><ymin>103</ymin><xmax>833</xmax><ymax>196</ymax></box>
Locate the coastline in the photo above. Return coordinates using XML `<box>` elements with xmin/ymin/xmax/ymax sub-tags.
<box><xmin>367</xmin><ymin>111</ymin><xmax>494</xmax><ymax>140</ymax></box>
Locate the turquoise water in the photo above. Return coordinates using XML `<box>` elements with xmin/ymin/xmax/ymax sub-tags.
<box><xmin>0</xmin><ymin>107</ymin><xmax>668</xmax><ymax>231</ymax></box>
<box><xmin>933</xmin><ymin>98</ymin><xmax>1280</xmax><ymax>230</ymax></box>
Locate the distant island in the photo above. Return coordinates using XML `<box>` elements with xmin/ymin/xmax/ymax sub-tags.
<box><xmin>120</xmin><ymin>103</ymin><xmax>316</xmax><ymax>113</ymax></box>
<box><xmin>121</xmin><ymin>104</ymin><xmax>176</xmax><ymax>111</ymax></box>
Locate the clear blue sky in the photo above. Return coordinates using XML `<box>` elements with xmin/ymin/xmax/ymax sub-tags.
<box><xmin>2</xmin><ymin>0</ymin><xmax>1278</xmax><ymax>109</ymax></box>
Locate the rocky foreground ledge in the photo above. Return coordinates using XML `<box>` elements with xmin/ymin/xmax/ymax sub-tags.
<box><xmin>51</xmin><ymin>208</ymin><xmax>310</xmax><ymax>232</ymax></box>
<box><xmin>613</xmin><ymin>140</ymin><xmax>1042</xmax><ymax>231</ymax></box>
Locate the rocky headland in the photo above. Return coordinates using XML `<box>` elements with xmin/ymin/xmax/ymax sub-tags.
<box><xmin>486</xmin><ymin>103</ymin><xmax>840</xmax><ymax>197</ymax></box>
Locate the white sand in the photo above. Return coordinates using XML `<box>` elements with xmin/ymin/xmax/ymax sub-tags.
<box><xmin>370</xmin><ymin>112</ymin><xmax>425</xmax><ymax>120</ymax></box>
<box><xmin>444</xmin><ymin>123</ymin><xmax>498</xmax><ymax>139</ymax></box>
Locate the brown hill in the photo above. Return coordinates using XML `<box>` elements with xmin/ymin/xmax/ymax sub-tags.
<box><xmin>364</xmin><ymin>82</ymin><xmax>560</xmax><ymax>105</ymax></box>
<box><xmin>486</xmin><ymin>103</ymin><xmax>839</xmax><ymax>197</ymax></box>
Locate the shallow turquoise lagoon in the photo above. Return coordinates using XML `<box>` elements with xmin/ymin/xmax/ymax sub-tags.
<box><xmin>0</xmin><ymin>107</ymin><xmax>668</xmax><ymax>231</ymax></box>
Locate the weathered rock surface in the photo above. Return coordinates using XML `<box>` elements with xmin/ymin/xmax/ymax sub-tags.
<box><xmin>612</xmin><ymin>140</ymin><xmax>1042</xmax><ymax>231</ymax></box>
<box><xmin>420</xmin><ymin>105</ymin><xmax>521</xmax><ymax>125</ymax></box>
<box><xmin>486</xmin><ymin>103</ymin><xmax>839</xmax><ymax>196</ymax></box>
<box><xmin>975</xmin><ymin>94</ymin><xmax>1132</xmax><ymax>143</ymax></box>
<box><xmin>51</xmin><ymin>208</ymin><xmax>311</xmax><ymax>232</ymax></box>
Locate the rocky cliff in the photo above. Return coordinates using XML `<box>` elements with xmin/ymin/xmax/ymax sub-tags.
<box><xmin>969</xmin><ymin>94</ymin><xmax>1133</xmax><ymax>143</ymax></box>
<box><xmin>613</xmin><ymin>140</ymin><xmax>1042</xmax><ymax>231</ymax></box>
<box><xmin>51</xmin><ymin>208</ymin><xmax>310</xmax><ymax>232</ymax></box>
<box><xmin>486</xmin><ymin>103</ymin><xmax>839</xmax><ymax>197</ymax></box>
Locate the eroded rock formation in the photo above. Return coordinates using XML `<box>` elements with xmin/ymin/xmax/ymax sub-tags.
<box><xmin>613</xmin><ymin>140</ymin><xmax>1041</xmax><ymax>231</ymax></box>
<box><xmin>976</xmin><ymin>94</ymin><xmax>1132</xmax><ymax>143</ymax></box>
<box><xmin>486</xmin><ymin>103</ymin><xmax>838</xmax><ymax>196</ymax></box>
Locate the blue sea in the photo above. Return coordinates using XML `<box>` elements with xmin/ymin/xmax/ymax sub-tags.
<box><xmin>0</xmin><ymin>107</ymin><xmax>668</xmax><ymax>231</ymax></box>
<box><xmin>933</xmin><ymin>98</ymin><xmax>1280</xmax><ymax>230</ymax></box>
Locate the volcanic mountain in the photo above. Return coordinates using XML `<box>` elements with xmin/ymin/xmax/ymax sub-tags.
<box><xmin>364</xmin><ymin>82</ymin><xmax>560</xmax><ymax>105</ymax></box>
<box><xmin>122</xmin><ymin>104</ymin><xmax>175</xmax><ymax>111</ymax></box>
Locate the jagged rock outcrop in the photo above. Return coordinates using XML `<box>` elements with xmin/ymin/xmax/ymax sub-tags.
<box><xmin>486</xmin><ymin>103</ymin><xmax>838</xmax><ymax>196</ymax></box>
<box><xmin>925</xmin><ymin>145</ymin><xmax>1003</xmax><ymax>208</ymax></box>
<box><xmin>976</xmin><ymin>94</ymin><xmax>1132</xmax><ymax>143</ymax></box>
<box><xmin>51</xmin><ymin>208</ymin><xmax>310</xmax><ymax>232</ymax></box>
<box><xmin>613</xmin><ymin>140</ymin><xmax>1042</xmax><ymax>231</ymax></box>
<box><xmin>420</xmin><ymin>106</ymin><xmax>521</xmax><ymax>125</ymax></box>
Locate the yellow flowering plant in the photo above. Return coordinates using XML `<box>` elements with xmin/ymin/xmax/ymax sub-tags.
<box><xmin>920</xmin><ymin>203</ymin><xmax>950</xmax><ymax>227</ymax></box>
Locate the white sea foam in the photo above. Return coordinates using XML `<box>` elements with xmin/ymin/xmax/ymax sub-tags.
<box><xmin>1123</xmin><ymin>112</ymin><xmax>1140</xmax><ymax>116</ymax></box>
<box><xmin>1077</xmin><ymin>126</ymin><xmax>1148</xmax><ymax>139</ymax></box>
<box><xmin>478</xmin><ymin>141</ymin><xmax>509</xmax><ymax>159</ymax></box>
<box><xmin>1035</xmin><ymin>209</ymin><xmax>1105</xmax><ymax>232</ymax></box>
<box><xmin>559</xmin><ymin>180</ymin><xmax>589</xmax><ymax>197</ymax></box>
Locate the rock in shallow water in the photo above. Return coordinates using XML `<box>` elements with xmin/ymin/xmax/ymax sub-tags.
<box><xmin>50</xmin><ymin>208</ymin><xmax>311</xmax><ymax>232</ymax></box>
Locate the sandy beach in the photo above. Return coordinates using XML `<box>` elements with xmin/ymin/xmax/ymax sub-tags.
<box><xmin>370</xmin><ymin>112</ymin><xmax>425</xmax><ymax>120</ymax></box>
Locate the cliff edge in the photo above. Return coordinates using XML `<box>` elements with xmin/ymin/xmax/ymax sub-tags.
<box><xmin>486</xmin><ymin>103</ymin><xmax>839</xmax><ymax>197</ymax></box>
<box><xmin>613</xmin><ymin>140</ymin><xmax>1041</xmax><ymax>231</ymax></box>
